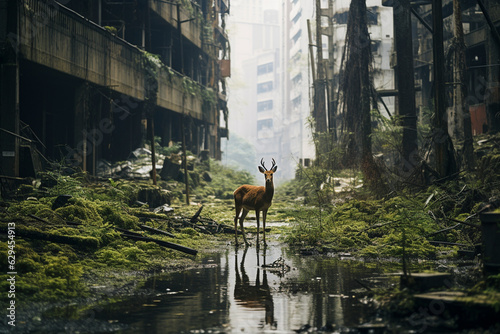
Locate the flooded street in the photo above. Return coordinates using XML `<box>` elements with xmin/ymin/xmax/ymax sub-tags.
<box><xmin>89</xmin><ymin>243</ymin><xmax>386</xmax><ymax>333</ymax></box>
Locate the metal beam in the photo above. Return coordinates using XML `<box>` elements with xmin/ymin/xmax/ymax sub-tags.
<box><xmin>476</xmin><ymin>0</ymin><xmax>500</xmax><ymax>47</ymax></box>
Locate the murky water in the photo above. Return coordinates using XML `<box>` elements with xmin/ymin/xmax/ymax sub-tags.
<box><xmin>87</xmin><ymin>243</ymin><xmax>388</xmax><ymax>333</ymax></box>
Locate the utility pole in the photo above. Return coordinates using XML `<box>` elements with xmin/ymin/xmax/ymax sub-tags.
<box><xmin>327</xmin><ymin>0</ymin><xmax>337</xmax><ymax>141</ymax></box>
<box><xmin>307</xmin><ymin>20</ymin><xmax>316</xmax><ymax>83</ymax></box>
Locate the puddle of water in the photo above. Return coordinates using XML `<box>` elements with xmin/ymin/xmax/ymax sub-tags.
<box><xmin>88</xmin><ymin>244</ymin><xmax>386</xmax><ymax>333</ymax></box>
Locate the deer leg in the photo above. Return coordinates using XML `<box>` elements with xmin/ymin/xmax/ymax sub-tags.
<box><xmin>234</xmin><ymin>205</ymin><xmax>242</xmax><ymax>246</ymax></box>
<box><xmin>262</xmin><ymin>210</ymin><xmax>268</xmax><ymax>246</ymax></box>
<box><xmin>239</xmin><ymin>209</ymin><xmax>250</xmax><ymax>245</ymax></box>
<box><xmin>256</xmin><ymin>210</ymin><xmax>261</xmax><ymax>246</ymax></box>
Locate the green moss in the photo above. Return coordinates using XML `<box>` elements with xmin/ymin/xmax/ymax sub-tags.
<box><xmin>7</xmin><ymin>198</ymin><xmax>55</xmax><ymax>220</ymax></box>
<box><xmin>98</xmin><ymin>203</ymin><xmax>139</xmax><ymax>229</ymax></box>
<box><xmin>55</xmin><ymin>197</ymin><xmax>103</xmax><ymax>225</ymax></box>
<box><xmin>121</xmin><ymin>246</ymin><xmax>147</xmax><ymax>261</ymax></box>
<box><xmin>95</xmin><ymin>248</ymin><xmax>131</xmax><ymax>267</ymax></box>
<box><xmin>180</xmin><ymin>227</ymin><xmax>198</xmax><ymax>237</ymax></box>
<box><xmin>284</xmin><ymin>193</ymin><xmax>440</xmax><ymax>260</ymax></box>
<box><xmin>0</xmin><ymin>254</ymin><xmax>86</xmax><ymax>302</ymax></box>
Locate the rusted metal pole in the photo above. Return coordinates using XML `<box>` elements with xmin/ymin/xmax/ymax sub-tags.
<box><xmin>411</xmin><ymin>7</ymin><xmax>433</xmax><ymax>33</ymax></box>
<box><xmin>307</xmin><ymin>20</ymin><xmax>316</xmax><ymax>83</ymax></box>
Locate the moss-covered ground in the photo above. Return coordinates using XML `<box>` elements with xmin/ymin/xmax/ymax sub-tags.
<box><xmin>0</xmin><ymin>160</ymin><xmax>252</xmax><ymax>304</ymax></box>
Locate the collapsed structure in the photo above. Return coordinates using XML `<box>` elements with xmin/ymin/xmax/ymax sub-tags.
<box><xmin>0</xmin><ymin>0</ymin><xmax>230</xmax><ymax>178</ymax></box>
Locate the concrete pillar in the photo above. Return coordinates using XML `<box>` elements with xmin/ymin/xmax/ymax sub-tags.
<box><xmin>74</xmin><ymin>83</ymin><xmax>88</xmax><ymax>171</ymax></box>
<box><xmin>0</xmin><ymin>0</ymin><xmax>20</xmax><ymax>176</ymax></box>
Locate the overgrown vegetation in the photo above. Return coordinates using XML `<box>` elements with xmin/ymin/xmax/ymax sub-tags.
<box><xmin>281</xmin><ymin>133</ymin><xmax>500</xmax><ymax>271</ymax></box>
<box><xmin>277</xmin><ymin>133</ymin><xmax>500</xmax><ymax>331</ymax></box>
<box><xmin>0</xmin><ymin>156</ymin><xmax>253</xmax><ymax>302</ymax></box>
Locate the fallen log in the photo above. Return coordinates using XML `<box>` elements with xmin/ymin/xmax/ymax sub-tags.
<box><xmin>121</xmin><ymin>233</ymin><xmax>197</xmax><ymax>256</ymax></box>
<box><xmin>114</xmin><ymin>227</ymin><xmax>144</xmax><ymax>237</ymax></box>
<box><xmin>140</xmin><ymin>224</ymin><xmax>176</xmax><ymax>238</ymax></box>
<box><xmin>27</xmin><ymin>214</ymin><xmax>51</xmax><ymax>224</ymax></box>
<box><xmin>0</xmin><ymin>225</ymin><xmax>99</xmax><ymax>250</ymax></box>
<box><xmin>28</xmin><ymin>213</ymin><xmax>82</xmax><ymax>228</ymax></box>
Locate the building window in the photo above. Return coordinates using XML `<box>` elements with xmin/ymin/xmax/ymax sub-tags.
<box><xmin>333</xmin><ymin>11</ymin><xmax>348</xmax><ymax>24</ymax></box>
<box><xmin>367</xmin><ymin>7</ymin><xmax>379</xmax><ymax>25</ymax></box>
<box><xmin>258</xmin><ymin>100</ymin><xmax>273</xmax><ymax>112</ymax></box>
<box><xmin>257</xmin><ymin>119</ymin><xmax>273</xmax><ymax>131</ymax></box>
<box><xmin>371</xmin><ymin>40</ymin><xmax>381</xmax><ymax>54</ymax></box>
<box><xmin>292</xmin><ymin>9</ymin><xmax>302</xmax><ymax>24</ymax></box>
<box><xmin>292</xmin><ymin>95</ymin><xmax>302</xmax><ymax>111</ymax></box>
<box><xmin>292</xmin><ymin>29</ymin><xmax>302</xmax><ymax>44</ymax></box>
<box><xmin>291</xmin><ymin>50</ymin><xmax>302</xmax><ymax>63</ymax></box>
<box><xmin>257</xmin><ymin>62</ymin><xmax>273</xmax><ymax>75</ymax></box>
<box><xmin>257</xmin><ymin>81</ymin><xmax>273</xmax><ymax>93</ymax></box>
<box><xmin>292</xmin><ymin>73</ymin><xmax>302</xmax><ymax>86</ymax></box>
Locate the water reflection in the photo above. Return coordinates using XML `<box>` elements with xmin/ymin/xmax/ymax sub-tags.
<box><xmin>86</xmin><ymin>244</ymin><xmax>382</xmax><ymax>333</ymax></box>
<box><xmin>233</xmin><ymin>246</ymin><xmax>275</xmax><ymax>330</ymax></box>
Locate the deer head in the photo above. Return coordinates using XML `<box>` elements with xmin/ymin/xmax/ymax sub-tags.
<box><xmin>258</xmin><ymin>158</ymin><xmax>277</xmax><ymax>184</ymax></box>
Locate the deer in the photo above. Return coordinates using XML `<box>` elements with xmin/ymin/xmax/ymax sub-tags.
<box><xmin>233</xmin><ymin>158</ymin><xmax>277</xmax><ymax>246</ymax></box>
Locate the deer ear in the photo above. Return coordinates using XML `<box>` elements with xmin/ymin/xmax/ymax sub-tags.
<box><xmin>258</xmin><ymin>166</ymin><xmax>266</xmax><ymax>173</ymax></box>
<box><xmin>271</xmin><ymin>166</ymin><xmax>277</xmax><ymax>172</ymax></box>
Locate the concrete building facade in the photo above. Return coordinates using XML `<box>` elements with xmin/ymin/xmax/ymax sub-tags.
<box><xmin>0</xmin><ymin>0</ymin><xmax>230</xmax><ymax>177</ymax></box>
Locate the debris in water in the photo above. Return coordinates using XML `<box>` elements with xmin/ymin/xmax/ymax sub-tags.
<box><xmin>262</xmin><ymin>256</ymin><xmax>290</xmax><ymax>274</ymax></box>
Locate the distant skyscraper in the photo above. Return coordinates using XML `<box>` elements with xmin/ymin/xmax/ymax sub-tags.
<box><xmin>226</xmin><ymin>0</ymin><xmax>395</xmax><ymax>180</ymax></box>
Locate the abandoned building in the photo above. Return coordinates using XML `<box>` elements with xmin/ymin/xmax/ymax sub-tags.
<box><xmin>407</xmin><ymin>0</ymin><xmax>500</xmax><ymax>138</ymax></box>
<box><xmin>0</xmin><ymin>0</ymin><xmax>230</xmax><ymax>178</ymax></box>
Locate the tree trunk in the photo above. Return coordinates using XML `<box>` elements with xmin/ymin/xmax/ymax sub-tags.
<box><xmin>341</xmin><ymin>0</ymin><xmax>385</xmax><ymax>192</ymax></box>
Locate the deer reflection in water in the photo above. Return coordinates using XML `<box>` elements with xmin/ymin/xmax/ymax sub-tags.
<box><xmin>233</xmin><ymin>247</ymin><xmax>276</xmax><ymax>330</ymax></box>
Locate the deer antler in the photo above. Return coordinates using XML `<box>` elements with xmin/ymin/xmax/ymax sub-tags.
<box><xmin>270</xmin><ymin>158</ymin><xmax>276</xmax><ymax>170</ymax></box>
<box><xmin>260</xmin><ymin>158</ymin><xmax>267</xmax><ymax>171</ymax></box>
